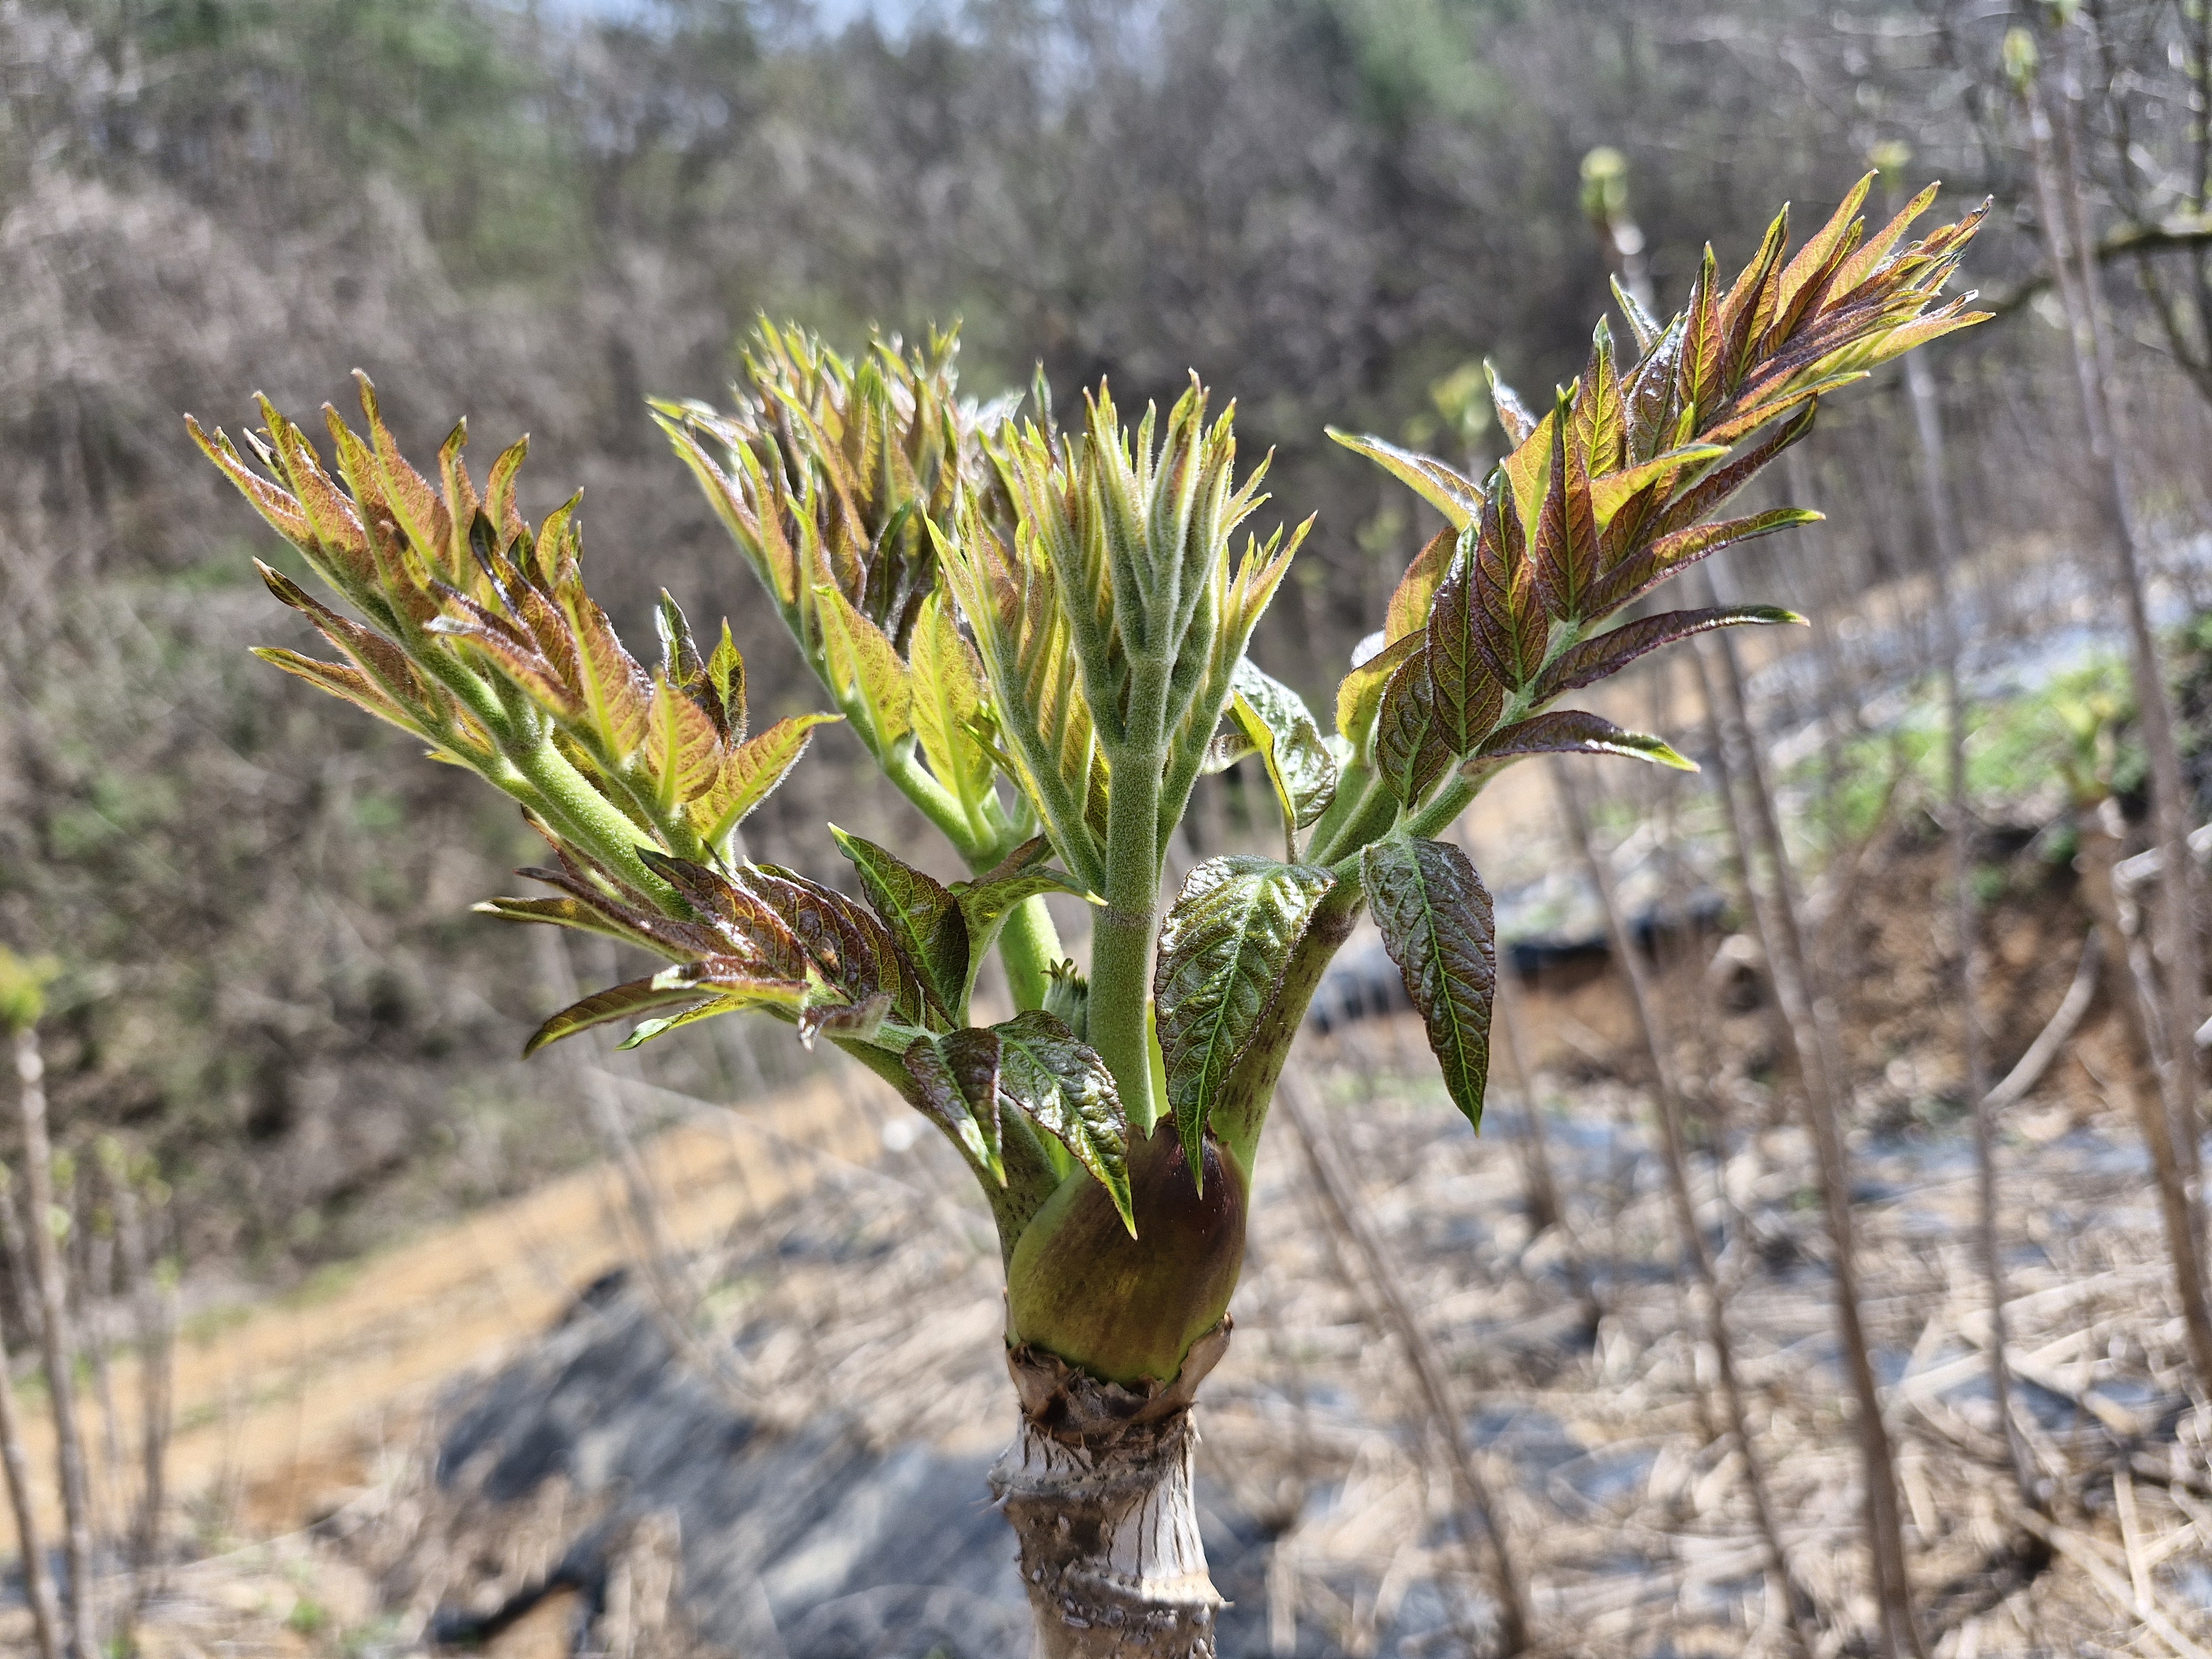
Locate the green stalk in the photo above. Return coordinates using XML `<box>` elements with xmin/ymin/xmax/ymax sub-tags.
<box><xmin>994</xmin><ymin>894</ymin><xmax>1062</xmax><ymax>1013</ymax></box>
<box><xmin>1312</xmin><ymin>771</ymin><xmax>1399</xmax><ymax>870</ymax></box>
<box><xmin>1404</xmin><ymin>770</ymin><xmax>1482</xmax><ymax>845</ymax></box>
<box><xmin>507</xmin><ymin>737</ymin><xmax>680</xmax><ymax>911</ymax></box>
<box><xmin>1089</xmin><ymin>666</ymin><xmax>1170</xmax><ymax>1135</ymax></box>
<box><xmin>882</xmin><ymin>744</ymin><xmax>982</xmax><ymax>855</ymax></box>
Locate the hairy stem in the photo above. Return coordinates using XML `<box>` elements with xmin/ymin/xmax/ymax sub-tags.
<box><xmin>1092</xmin><ymin>667</ymin><xmax>1171</xmax><ymax>1135</ymax></box>
<box><xmin>995</xmin><ymin>893</ymin><xmax>1063</xmax><ymax>1013</ymax></box>
<box><xmin>505</xmin><ymin>737</ymin><xmax>679</xmax><ymax>911</ymax></box>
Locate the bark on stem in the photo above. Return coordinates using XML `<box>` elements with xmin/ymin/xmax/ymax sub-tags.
<box><xmin>993</xmin><ymin>1327</ymin><xmax>1231</xmax><ymax>1658</ymax></box>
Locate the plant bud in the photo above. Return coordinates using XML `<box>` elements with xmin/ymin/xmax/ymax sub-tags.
<box><xmin>1004</xmin><ymin>1121</ymin><xmax>1247</xmax><ymax>1388</ymax></box>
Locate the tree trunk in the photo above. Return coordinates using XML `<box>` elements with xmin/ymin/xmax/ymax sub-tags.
<box><xmin>993</xmin><ymin>1328</ymin><xmax>1231</xmax><ymax>1658</ymax></box>
<box><xmin>0</xmin><ymin>1309</ymin><xmax>62</xmax><ymax>1659</ymax></box>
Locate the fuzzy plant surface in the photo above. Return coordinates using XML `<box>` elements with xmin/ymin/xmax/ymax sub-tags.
<box><xmin>192</xmin><ymin>177</ymin><xmax>1983</xmax><ymax>1653</ymax></box>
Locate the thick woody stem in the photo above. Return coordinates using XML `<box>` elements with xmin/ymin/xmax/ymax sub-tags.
<box><xmin>992</xmin><ymin>1327</ymin><xmax>1230</xmax><ymax>1658</ymax></box>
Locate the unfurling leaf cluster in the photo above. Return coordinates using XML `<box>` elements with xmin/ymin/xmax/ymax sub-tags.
<box><xmin>198</xmin><ymin>176</ymin><xmax>1983</xmax><ymax>1389</ymax></box>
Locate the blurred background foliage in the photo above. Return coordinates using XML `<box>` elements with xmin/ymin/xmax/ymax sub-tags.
<box><xmin>0</xmin><ymin>0</ymin><xmax>2202</xmax><ymax>1275</ymax></box>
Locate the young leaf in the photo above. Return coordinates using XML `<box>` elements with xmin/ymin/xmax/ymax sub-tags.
<box><xmin>904</xmin><ymin>1027</ymin><xmax>1006</xmax><ymax>1182</ymax></box>
<box><xmin>645</xmin><ymin>672</ymin><xmax>724</xmax><ymax>809</ymax></box>
<box><xmin>1363</xmin><ymin>835</ymin><xmax>1495</xmax><ymax>1128</ymax></box>
<box><xmin>953</xmin><ymin>843</ymin><xmax>1090</xmax><ymax>946</ymax></box>
<box><xmin>521</xmin><ymin>959</ymin><xmax>808</xmax><ymax>1056</ymax></box>
<box><xmin>1386</xmin><ymin>530</ymin><xmax>1455</xmax><ymax>644</ymax></box>
<box><xmin>798</xmin><ymin>988</ymin><xmax>896</xmax><ymax>1051</ymax></box>
<box><xmin>993</xmin><ymin>1010</ymin><xmax>1134</xmax><ymax>1233</ymax></box>
<box><xmin>1374</xmin><ymin>643</ymin><xmax>1454</xmax><ymax>806</ymax></box>
<box><xmin>813</xmin><ymin>580</ymin><xmax>915</xmax><ymax>752</ymax></box>
<box><xmin>1228</xmin><ymin>659</ymin><xmax>1339</xmax><ymax>839</ymax></box>
<box><xmin>473</xmin><ymin>894</ymin><xmax>686</xmax><ymax>957</ymax></box>
<box><xmin>1584</xmin><ymin>507</ymin><xmax>1822</xmax><ymax>618</ymax></box>
<box><xmin>1336</xmin><ymin>631</ymin><xmax>1423</xmax><ymax>754</ymax></box>
<box><xmin>251</xmin><ymin>648</ymin><xmax>429</xmax><ymax>738</ymax></box>
<box><xmin>1154</xmin><ymin>857</ymin><xmax>1337</xmax><ymax>1182</ymax></box>
<box><xmin>1423</xmin><ymin>535</ymin><xmax>1509</xmax><ymax>754</ymax></box>
<box><xmin>692</xmin><ymin>712</ymin><xmax>841</xmax><ymax>849</ymax></box>
<box><xmin>1532</xmin><ymin>606</ymin><xmax>1805</xmax><ymax>702</ymax></box>
<box><xmin>1475</xmin><ymin>709</ymin><xmax>1695</xmax><ymax>770</ymax></box>
<box><xmin>1324</xmin><ymin>430</ymin><xmax>1485</xmax><ymax>530</ymax></box>
<box><xmin>908</xmin><ymin>590</ymin><xmax>997</xmax><ymax>813</ymax></box>
<box><xmin>831</xmin><ymin>827</ymin><xmax>971</xmax><ymax>1021</ymax></box>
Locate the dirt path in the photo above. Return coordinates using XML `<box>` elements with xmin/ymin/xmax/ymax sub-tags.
<box><xmin>6</xmin><ymin>1066</ymin><xmax>892</xmax><ymax>1551</ymax></box>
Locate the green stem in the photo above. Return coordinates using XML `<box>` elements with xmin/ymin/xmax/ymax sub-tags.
<box><xmin>995</xmin><ymin>894</ymin><xmax>1062</xmax><ymax>1013</ymax></box>
<box><xmin>1405</xmin><ymin>769</ymin><xmax>1483</xmax><ymax>844</ymax></box>
<box><xmin>884</xmin><ymin>744</ymin><xmax>984</xmax><ymax>858</ymax></box>
<box><xmin>1091</xmin><ymin>667</ymin><xmax>1171</xmax><ymax>1135</ymax></box>
<box><xmin>508</xmin><ymin>737</ymin><xmax>679</xmax><ymax>911</ymax></box>
<box><xmin>1313</xmin><ymin>771</ymin><xmax>1401</xmax><ymax>872</ymax></box>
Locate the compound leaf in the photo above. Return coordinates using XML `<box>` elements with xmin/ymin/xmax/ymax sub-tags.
<box><xmin>831</xmin><ymin>827</ymin><xmax>969</xmax><ymax>1021</ymax></box>
<box><xmin>1363</xmin><ymin>835</ymin><xmax>1494</xmax><ymax>1128</ymax></box>
<box><xmin>994</xmin><ymin>1010</ymin><xmax>1133</xmax><ymax>1233</ymax></box>
<box><xmin>1155</xmin><ymin>857</ymin><xmax>1336</xmax><ymax>1182</ymax></box>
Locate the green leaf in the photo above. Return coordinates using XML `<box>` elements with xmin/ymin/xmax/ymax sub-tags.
<box><xmin>1362</xmin><ymin>835</ymin><xmax>1494</xmax><ymax>1128</ymax></box>
<box><xmin>1325</xmin><ymin>429</ymin><xmax>1485</xmax><ymax>530</ymax></box>
<box><xmin>707</xmin><ymin>619</ymin><xmax>748</xmax><ymax>741</ymax></box>
<box><xmin>691</xmin><ymin>713</ymin><xmax>840</xmax><ymax>849</ymax></box>
<box><xmin>618</xmin><ymin>997</ymin><xmax>756</xmax><ymax>1050</ymax></box>
<box><xmin>1154</xmin><ymin>856</ymin><xmax>1336</xmax><ymax>1183</ymax></box>
<box><xmin>813</xmin><ymin>580</ymin><xmax>915</xmax><ymax>752</ymax></box>
<box><xmin>560</xmin><ymin>589</ymin><xmax>653</xmax><ymax>762</ymax></box>
<box><xmin>1532</xmin><ymin>606</ymin><xmax>1804</xmax><ymax>702</ymax></box>
<box><xmin>903</xmin><ymin>1027</ymin><xmax>1006</xmax><ymax>1182</ymax></box>
<box><xmin>831</xmin><ymin>827</ymin><xmax>970</xmax><ymax>1022</ymax></box>
<box><xmin>1386</xmin><ymin>530</ymin><xmax>1455</xmax><ymax>644</ymax></box>
<box><xmin>1423</xmin><ymin>534</ymin><xmax>1508</xmax><ymax>754</ymax></box>
<box><xmin>909</xmin><ymin>590</ymin><xmax>997</xmax><ymax>815</ymax></box>
<box><xmin>1335</xmin><ymin>631</ymin><xmax>1422</xmax><ymax>754</ymax></box>
<box><xmin>951</xmin><ymin>838</ymin><xmax>1093</xmax><ymax>984</ymax></box>
<box><xmin>994</xmin><ymin>1010</ymin><xmax>1133</xmax><ymax>1234</ymax></box>
<box><xmin>1228</xmin><ymin>659</ymin><xmax>1339</xmax><ymax>838</ymax></box>
<box><xmin>1585</xmin><ymin>507</ymin><xmax>1821</xmax><ymax>618</ymax></box>
<box><xmin>645</xmin><ymin>671</ymin><xmax>724</xmax><ymax>810</ymax></box>
<box><xmin>1475</xmin><ymin>709</ymin><xmax>1695</xmax><ymax>770</ymax></box>
<box><xmin>473</xmin><ymin>895</ymin><xmax>683</xmax><ymax>957</ymax></box>
<box><xmin>251</xmin><ymin>648</ymin><xmax>429</xmax><ymax>738</ymax></box>
<box><xmin>1587</xmin><ymin>445</ymin><xmax>1729</xmax><ymax>533</ymax></box>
